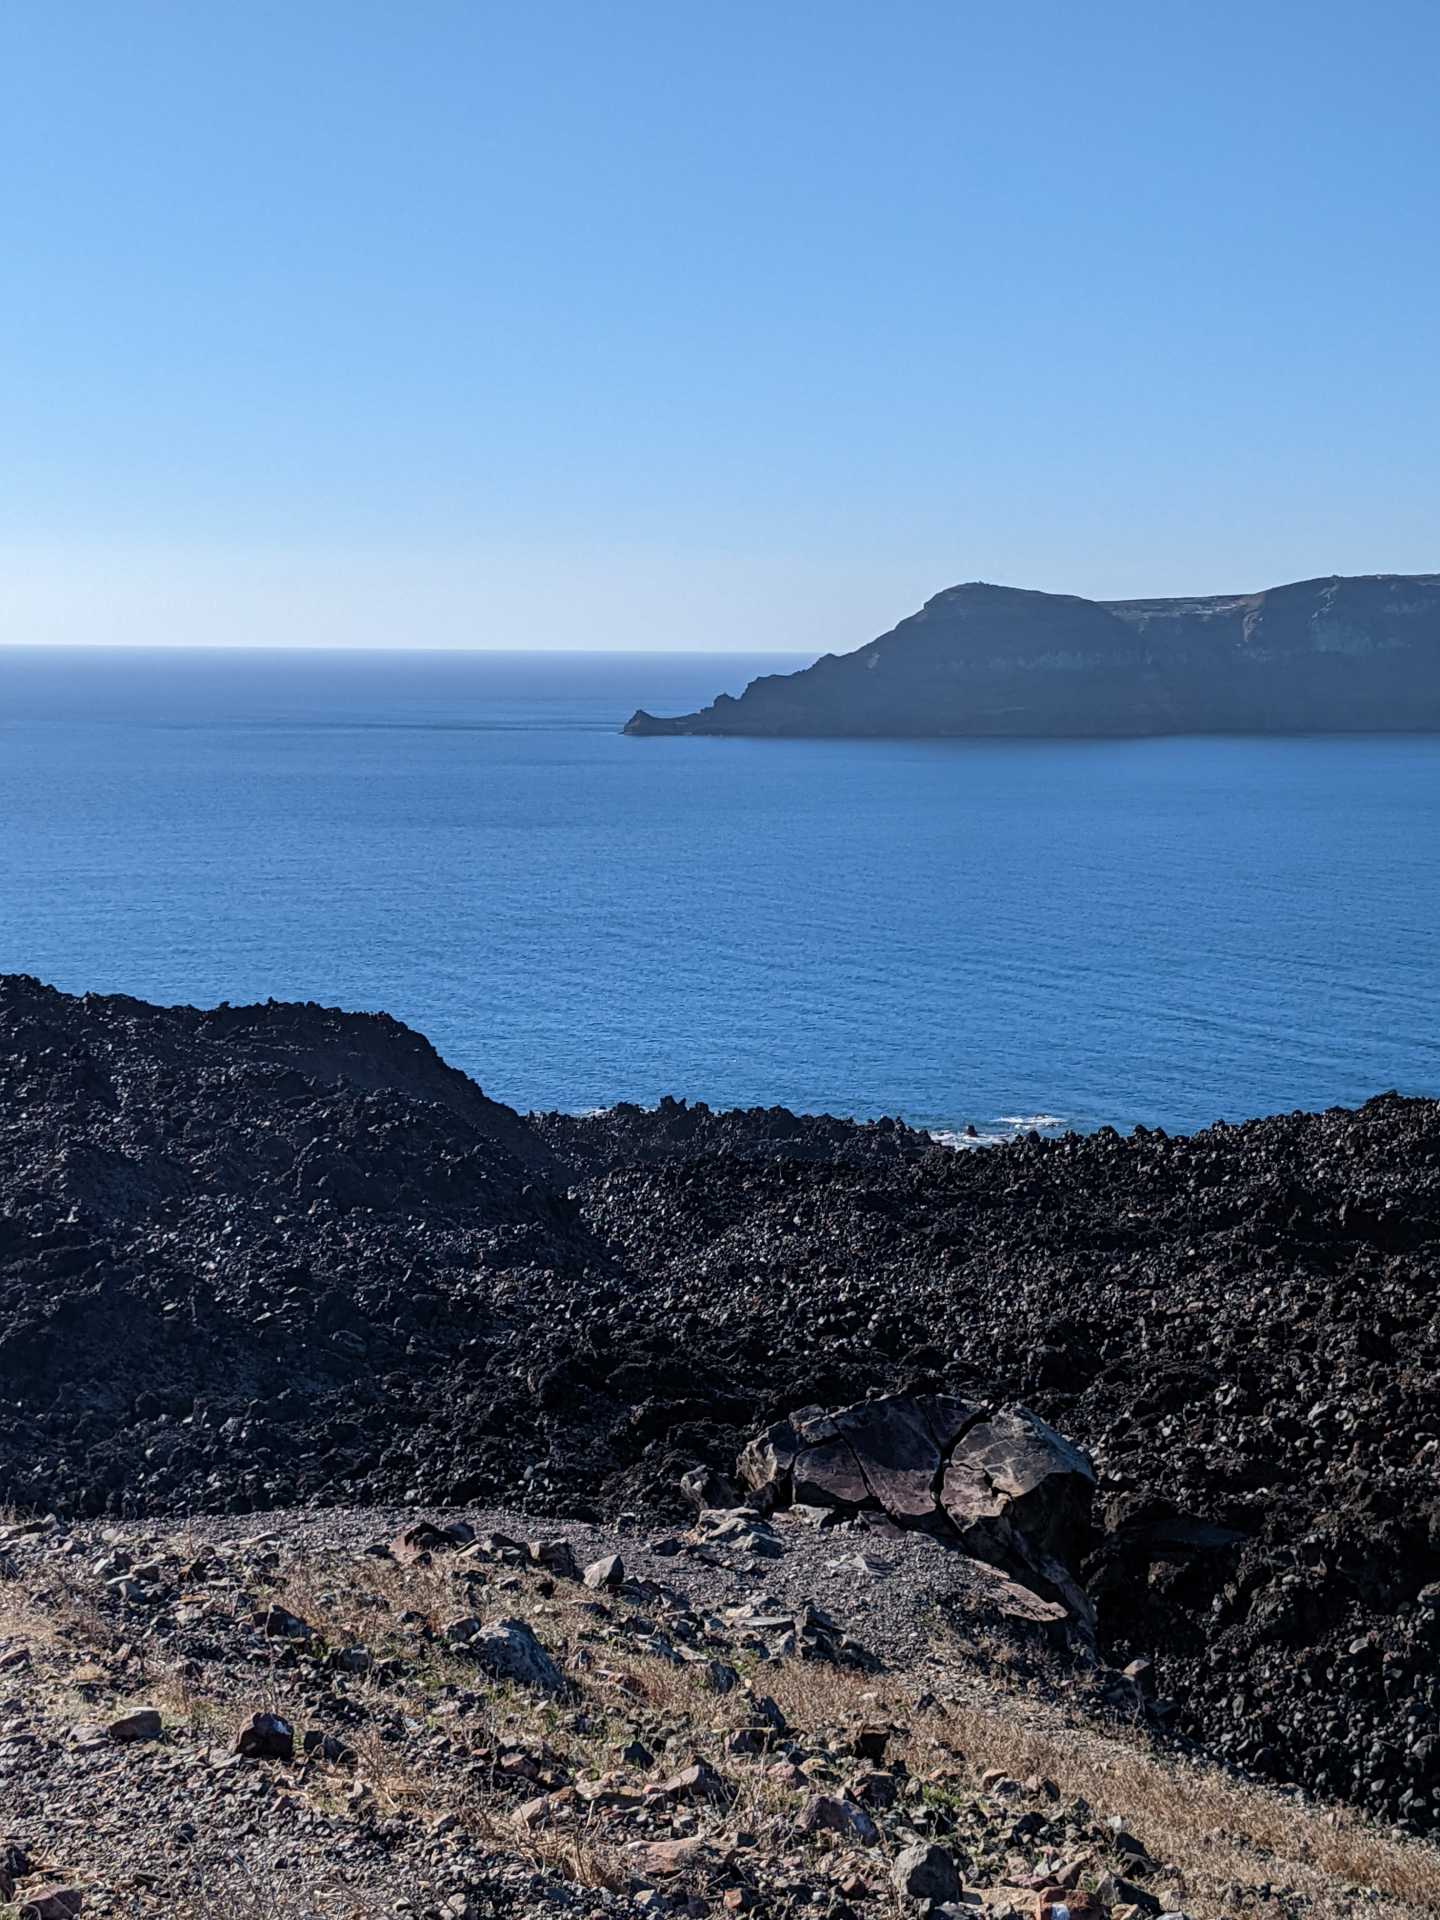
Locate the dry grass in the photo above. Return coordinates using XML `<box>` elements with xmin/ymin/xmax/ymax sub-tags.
<box><xmin>755</xmin><ymin>1653</ymin><xmax>1440</xmax><ymax>1919</ymax></box>
<box><xmin>518</xmin><ymin>1820</ymin><xmax>631</xmax><ymax>1893</ymax></box>
<box><xmin>0</xmin><ymin>1558</ymin><xmax>114</xmax><ymax>1659</ymax></box>
<box><xmin>6</xmin><ymin>1529</ymin><xmax>1438</xmax><ymax>1919</ymax></box>
<box><xmin>277</xmin><ymin>1543</ymin><xmax>1440</xmax><ymax>1916</ymax></box>
<box><xmin>182</xmin><ymin>1857</ymin><xmax>391</xmax><ymax>1919</ymax></box>
<box><xmin>940</xmin><ymin>1692</ymin><xmax>1436</xmax><ymax>1913</ymax></box>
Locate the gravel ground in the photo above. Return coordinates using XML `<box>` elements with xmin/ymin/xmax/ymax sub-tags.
<box><xmin>7</xmin><ymin>1504</ymin><xmax>1439</xmax><ymax>1920</ymax></box>
<box><xmin>103</xmin><ymin>1503</ymin><xmax>1077</xmax><ymax>1677</ymax></box>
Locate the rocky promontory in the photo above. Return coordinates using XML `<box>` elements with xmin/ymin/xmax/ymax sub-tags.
<box><xmin>5</xmin><ymin>975</ymin><xmax>1440</xmax><ymax>1858</ymax></box>
<box><xmin>624</xmin><ymin>572</ymin><xmax>1440</xmax><ymax>738</ymax></box>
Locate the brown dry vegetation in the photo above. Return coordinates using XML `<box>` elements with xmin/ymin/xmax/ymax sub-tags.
<box><xmin>4</xmin><ymin>1533</ymin><xmax>1439</xmax><ymax>1920</ymax></box>
<box><xmin>250</xmin><ymin>1547</ymin><xmax>1440</xmax><ymax>1916</ymax></box>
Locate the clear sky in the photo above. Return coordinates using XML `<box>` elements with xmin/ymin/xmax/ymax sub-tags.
<box><xmin>2</xmin><ymin>1</ymin><xmax>1437</xmax><ymax>650</ymax></box>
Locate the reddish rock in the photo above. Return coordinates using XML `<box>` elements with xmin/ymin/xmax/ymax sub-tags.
<box><xmin>629</xmin><ymin>1836</ymin><xmax>709</xmax><ymax>1877</ymax></box>
<box><xmin>390</xmin><ymin>1521</ymin><xmax>453</xmax><ymax>1564</ymax></box>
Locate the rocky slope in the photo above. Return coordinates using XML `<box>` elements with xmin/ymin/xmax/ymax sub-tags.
<box><xmin>623</xmin><ymin>573</ymin><xmax>1440</xmax><ymax>737</ymax></box>
<box><xmin>4</xmin><ymin>978</ymin><xmax>1440</xmax><ymax>1840</ymax></box>
<box><xmin>1</xmin><ymin>1504</ymin><xmax>1432</xmax><ymax>1920</ymax></box>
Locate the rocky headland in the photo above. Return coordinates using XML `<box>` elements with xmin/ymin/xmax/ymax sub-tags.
<box><xmin>623</xmin><ymin>573</ymin><xmax>1440</xmax><ymax>738</ymax></box>
<box><xmin>3</xmin><ymin>977</ymin><xmax>1440</xmax><ymax>1916</ymax></box>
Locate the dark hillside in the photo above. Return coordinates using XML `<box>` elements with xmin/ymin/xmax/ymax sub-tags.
<box><xmin>4</xmin><ymin>977</ymin><xmax>1440</xmax><ymax>1825</ymax></box>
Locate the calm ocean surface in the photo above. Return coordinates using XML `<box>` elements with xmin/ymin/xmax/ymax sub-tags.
<box><xmin>2</xmin><ymin>646</ymin><xmax>1438</xmax><ymax>1140</ymax></box>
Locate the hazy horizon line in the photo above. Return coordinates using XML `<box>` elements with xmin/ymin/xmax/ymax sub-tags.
<box><xmin>0</xmin><ymin>640</ymin><xmax>818</xmax><ymax>656</ymax></box>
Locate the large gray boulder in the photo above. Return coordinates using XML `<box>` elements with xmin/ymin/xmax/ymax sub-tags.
<box><xmin>738</xmin><ymin>1392</ymin><xmax>978</xmax><ymax>1519</ymax></box>
<box><xmin>942</xmin><ymin>1404</ymin><xmax>1096</xmax><ymax>1625</ymax></box>
<box><xmin>735</xmin><ymin>1391</ymin><xmax>1095</xmax><ymax>1631</ymax></box>
<box><xmin>941</xmin><ymin>1404</ymin><xmax>1094</xmax><ymax>1568</ymax></box>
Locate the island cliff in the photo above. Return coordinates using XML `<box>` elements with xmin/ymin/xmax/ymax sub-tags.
<box><xmin>624</xmin><ymin>572</ymin><xmax>1440</xmax><ymax>737</ymax></box>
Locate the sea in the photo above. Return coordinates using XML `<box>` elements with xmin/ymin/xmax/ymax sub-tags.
<box><xmin>2</xmin><ymin>645</ymin><xmax>1438</xmax><ymax>1143</ymax></box>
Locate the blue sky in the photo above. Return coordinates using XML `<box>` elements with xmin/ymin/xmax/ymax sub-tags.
<box><xmin>2</xmin><ymin>1</ymin><xmax>1437</xmax><ymax>649</ymax></box>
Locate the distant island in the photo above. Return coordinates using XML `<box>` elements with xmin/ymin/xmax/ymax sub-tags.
<box><xmin>625</xmin><ymin>572</ymin><xmax>1440</xmax><ymax>738</ymax></box>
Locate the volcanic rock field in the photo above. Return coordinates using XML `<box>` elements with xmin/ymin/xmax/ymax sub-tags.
<box><xmin>3</xmin><ymin>974</ymin><xmax>1440</xmax><ymax>1849</ymax></box>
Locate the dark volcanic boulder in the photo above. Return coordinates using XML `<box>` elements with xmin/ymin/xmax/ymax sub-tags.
<box><xmin>941</xmin><ymin>1405</ymin><xmax>1096</xmax><ymax>1624</ymax></box>
<box><xmin>941</xmin><ymin>1405</ymin><xmax>1094</xmax><ymax>1570</ymax></box>
<box><xmin>737</xmin><ymin>1392</ymin><xmax>1095</xmax><ymax>1628</ymax></box>
<box><xmin>739</xmin><ymin>1393</ymin><xmax>980</xmax><ymax>1520</ymax></box>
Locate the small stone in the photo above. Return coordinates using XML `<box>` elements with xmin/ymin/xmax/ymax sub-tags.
<box><xmin>980</xmin><ymin>1767</ymin><xmax>1022</xmax><ymax>1796</ymax></box>
<box><xmin>680</xmin><ymin>1464</ymin><xmax>741</xmax><ymax>1511</ymax></box>
<box><xmin>849</xmin><ymin>1723</ymin><xmax>889</xmax><ymax>1762</ymax></box>
<box><xmin>1038</xmin><ymin>1891</ymin><xmax>1104</xmax><ymax>1919</ymax></box>
<box><xmin>261</xmin><ymin>1604</ymin><xmax>311</xmax><ymax>1640</ymax></box>
<box><xmin>796</xmin><ymin>1793</ymin><xmax>879</xmax><ymax>1845</ymax></box>
<box><xmin>583</xmin><ymin>1553</ymin><xmax>624</xmax><ymax>1590</ymax></box>
<box><xmin>390</xmin><ymin>1521</ymin><xmax>453</xmax><ymax>1564</ymax></box>
<box><xmin>657</xmin><ymin>1758</ymin><xmax>732</xmax><ymax>1803</ymax></box>
<box><xmin>235</xmin><ymin>1711</ymin><xmax>295</xmax><ymax>1760</ymax></box>
<box><xmin>328</xmin><ymin>1645</ymin><xmax>372</xmax><ymax>1674</ymax></box>
<box><xmin>107</xmin><ymin>1708</ymin><xmax>162</xmax><ymax>1743</ymax></box>
<box><xmin>892</xmin><ymin>1842</ymin><xmax>962</xmax><ymax>1904</ymax></box>
<box><xmin>515</xmin><ymin>1788</ymin><xmax>575</xmax><ymax>1829</ymax></box>
<box><xmin>751</xmin><ymin>1694</ymin><xmax>789</xmax><ymax>1736</ymax></box>
<box><xmin>1108</xmin><ymin>1822</ymin><xmax>1153</xmax><ymax>1865</ymax></box>
<box><xmin>527</xmin><ymin>1538</ymin><xmax>579</xmax><ymax>1580</ymax></box>
<box><xmin>850</xmin><ymin>1767</ymin><xmax>898</xmax><ymax>1808</ymax></box>
<box><xmin>629</xmin><ymin>1837</ymin><xmax>707</xmax><ymax>1877</ymax></box>
<box><xmin>472</xmin><ymin>1617</ymin><xmax>565</xmax><ymax>1693</ymax></box>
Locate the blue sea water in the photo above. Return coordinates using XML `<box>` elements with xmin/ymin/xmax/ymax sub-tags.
<box><xmin>1</xmin><ymin>645</ymin><xmax>1438</xmax><ymax>1140</ymax></box>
